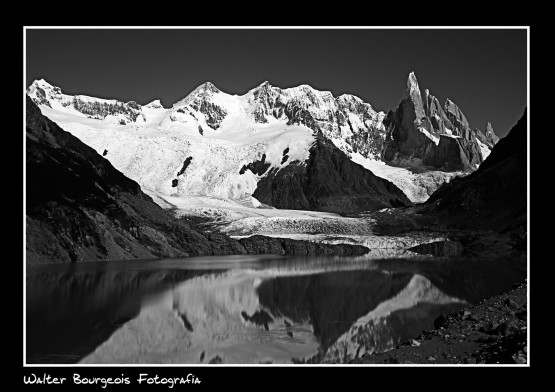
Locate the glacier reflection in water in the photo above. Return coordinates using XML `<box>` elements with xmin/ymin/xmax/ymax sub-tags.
<box><xmin>26</xmin><ymin>254</ymin><xmax>522</xmax><ymax>364</ymax></box>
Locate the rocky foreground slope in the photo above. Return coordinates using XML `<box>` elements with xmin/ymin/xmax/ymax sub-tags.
<box><xmin>25</xmin><ymin>97</ymin><xmax>368</xmax><ymax>263</ymax></box>
<box><xmin>352</xmin><ymin>279</ymin><xmax>527</xmax><ymax>364</ymax></box>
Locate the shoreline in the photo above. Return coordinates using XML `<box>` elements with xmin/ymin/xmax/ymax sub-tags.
<box><xmin>351</xmin><ymin>279</ymin><xmax>528</xmax><ymax>365</ymax></box>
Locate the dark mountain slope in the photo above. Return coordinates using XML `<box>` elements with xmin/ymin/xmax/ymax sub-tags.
<box><xmin>420</xmin><ymin>109</ymin><xmax>527</xmax><ymax>232</ymax></box>
<box><xmin>252</xmin><ymin>136</ymin><xmax>412</xmax><ymax>214</ymax></box>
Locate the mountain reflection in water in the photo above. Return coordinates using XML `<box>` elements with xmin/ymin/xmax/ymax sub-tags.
<box><xmin>25</xmin><ymin>254</ymin><xmax>525</xmax><ymax>364</ymax></box>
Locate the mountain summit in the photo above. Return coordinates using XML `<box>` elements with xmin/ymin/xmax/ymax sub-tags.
<box><xmin>382</xmin><ymin>73</ymin><xmax>495</xmax><ymax>171</ymax></box>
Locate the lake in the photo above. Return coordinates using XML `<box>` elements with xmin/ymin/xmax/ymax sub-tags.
<box><xmin>25</xmin><ymin>254</ymin><xmax>526</xmax><ymax>364</ymax></box>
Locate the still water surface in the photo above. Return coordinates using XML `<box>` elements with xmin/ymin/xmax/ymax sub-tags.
<box><xmin>26</xmin><ymin>254</ymin><xmax>525</xmax><ymax>364</ymax></box>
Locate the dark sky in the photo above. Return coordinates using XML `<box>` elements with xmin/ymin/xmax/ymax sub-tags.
<box><xmin>25</xmin><ymin>28</ymin><xmax>527</xmax><ymax>137</ymax></box>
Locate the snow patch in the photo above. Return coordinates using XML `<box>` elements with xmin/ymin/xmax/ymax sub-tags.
<box><xmin>476</xmin><ymin>138</ymin><xmax>492</xmax><ymax>161</ymax></box>
<box><xmin>349</xmin><ymin>153</ymin><xmax>462</xmax><ymax>203</ymax></box>
<box><xmin>419</xmin><ymin>127</ymin><xmax>439</xmax><ymax>145</ymax></box>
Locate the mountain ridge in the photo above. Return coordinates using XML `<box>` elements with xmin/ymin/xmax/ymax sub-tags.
<box><xmin>420</xmin><ymin>108</ymin><xmax>527</xmax><ymax>232</ymax></box>
<box><xmin>26</xmin><ymin>73</ymin><xmax>499</xmax><ymax>209</ymax></box>
<box><xmin>27</xmin><ymin>75</ymin><xmax>496</xmax><ymax>165</ymax></box>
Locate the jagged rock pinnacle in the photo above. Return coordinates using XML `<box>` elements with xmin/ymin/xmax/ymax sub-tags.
<box><xmin>407</xmin><ymin>72</ymin><xmax>419</xmax><ymax>91</ymax></box>
<box><xmin>404</xmin><ymin>72</ymin><xmax>424</xmax><ymax>118</ymax></box>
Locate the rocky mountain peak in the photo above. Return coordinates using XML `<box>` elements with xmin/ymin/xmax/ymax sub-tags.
<box><xmin>250</xmin><ymin>80</ymin><xmax>280</xmax><ymax>100</ymax></box>
<box><xmin>172</xmin><ymin>82</ymin><xmax>222</xmax><ymax>111</ymax></box>
<box><xmin>444</xmin><ymin>98</ymin><xmax>456</xmax><ymax>113</ymax></box>
<box><xmin>444</xmin><ymin>98</ymin><xmax>470</xmax><ymax>135</ymax></box>
<box><xmin>405</xmin><ymin>72</ymin><xmax>422</xmax><ymax>100</ymax></box>
<box><xmin>184</xmin><ymin>82</ymin><xmax>219</xmax><ymax>101</ymax></box>
<box><xmin>144</xmin><ymin>99</ymin><xmax>165</xmax><ymax>109</ymax></box>
<box><xmin>402</xmin><ymin>72</ymin><xmax>425</xmax><ymax>119</ymax></box>
<box><xmin>199</xmin><ymin>81</ymin><xmax>219</xmax><ymax>93</ymax></box>
<box><xmin>482</xmin><ymin>122</ymin><xmax>500</xmax><ymax>146</ymax></box>
<box><xmin>29</xmin><ymin>78</ymin><xmax>55</xmax><ymax>90</ymax></box>
<box><xmin>169</xmin><ymin>82</ymin><xmax>229</xmax><ymax>130</ymax></box>
<box><xmin>27</xmin><ymin>79</ymin><xmax>65</xmax><ymax>107</ymax></box>
<box><xmin>383</xmin><ymin>73</ymin><xmax>486</xmax><ymax>171</ymax></box>
<box><xmin>444</xmin><ymin>98</ymin><xmax>466</xmax><ymax>122</ymax></box>
<box><xmin>407</xmin><ymin>72</ymin><xmax>419</xmax><ymax>90</ymax></box>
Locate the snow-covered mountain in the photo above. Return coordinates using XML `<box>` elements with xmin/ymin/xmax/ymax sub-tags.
<box><xmin>161</xmin><ymin>80</ymin><xmax>388</xmax><ymax>160</ymax></box>
<box><xmin>27</xmin><ymin>79</ymin><xmax>149</xmax><ymax>125</ymax></box>
<box><xmin>26</xmin><ymin>74</ymin><xmax>496</xmax><ymax>209</ymax></box>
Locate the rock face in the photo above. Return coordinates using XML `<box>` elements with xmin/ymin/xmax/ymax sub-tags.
<box><xmin>474</xmin><ymin>122</ymin><xmax>500</xmax><ymax>149</ymax></box>
<box><xmin>382</xmin><ymin>72</ymin><xmax>497</xmax><ymax>171</ymax></box>
<box><xmin>263</xmin><ymin>83</ymin><xmax>388</xmax><ymax>160</ymax></box>
<box><xmin>25</xmin><ymin>97</ymin><xmax>369</xmax><ymax>263</ymax></box>
<box><xmin>170</xmin><ymin>82</ymin><xmax>228</xmax><ymax>130</ymax></box>
<box><xmin>421</xmin><ymin>109</ymin><xmax>526</xmax><ymax>231</ymax></box>
<box><xmin>252</xmin><ymin>136</ymin><xmax>412</xmax><ymax>214</ymax></box>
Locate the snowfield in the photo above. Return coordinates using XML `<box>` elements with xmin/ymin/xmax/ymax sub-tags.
<box><xmin>41</xmin><ymin>104</ymin><xmax>315</xmax><ymax>200</ymax></box>
<box><xmin>476</xmin><ymin>138</ymin><xmax>492</xmax><ymax>161</ymax></box>
<box><xmin>349</xmin><ymin>153</ymin><xmax>464</xmax><ymax>204</ymax></box>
